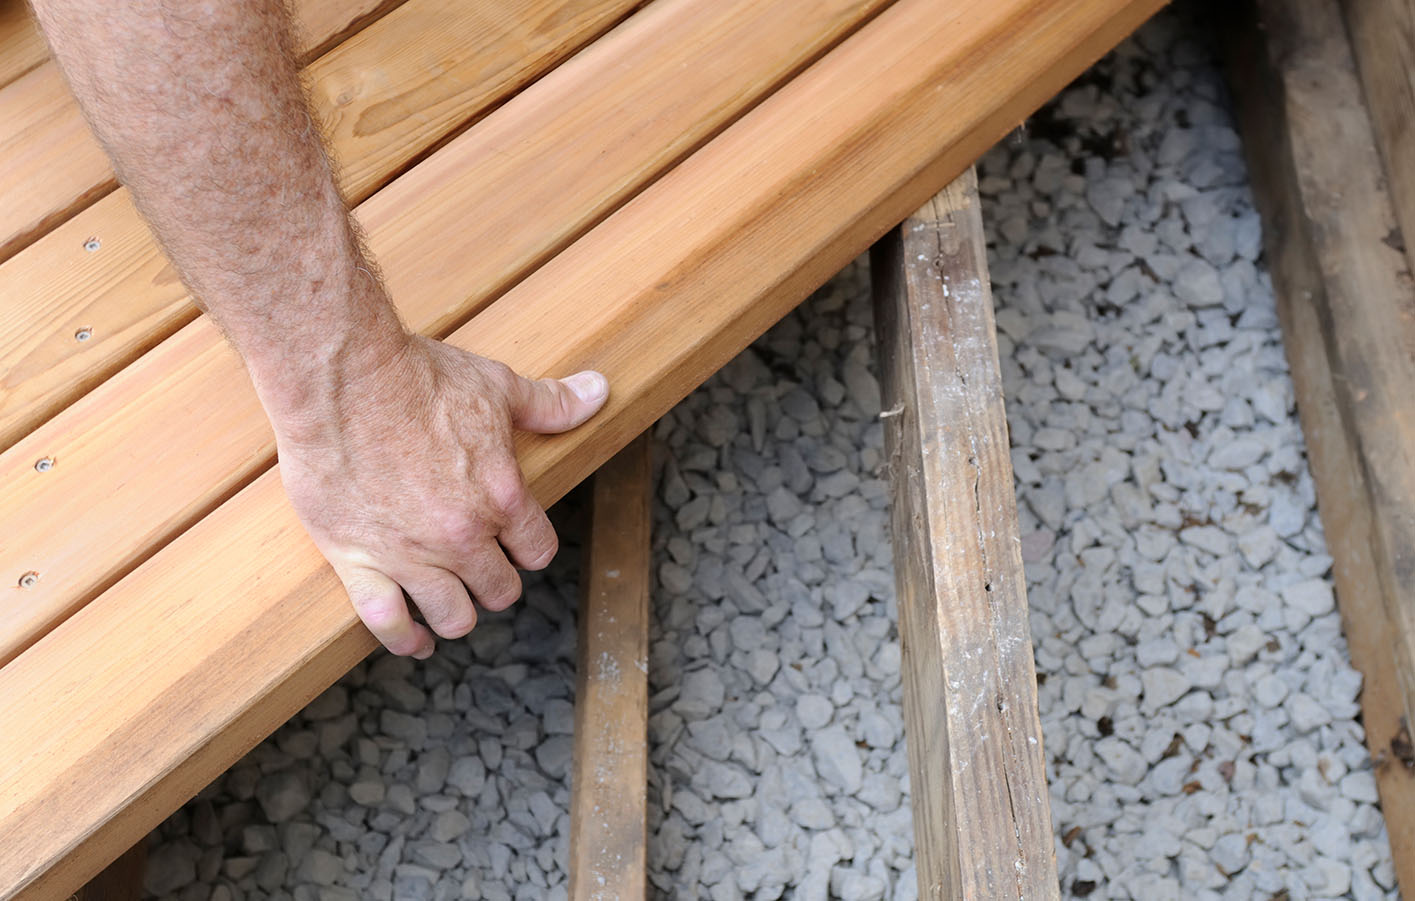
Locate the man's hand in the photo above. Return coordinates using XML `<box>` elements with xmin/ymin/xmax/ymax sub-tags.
<box><xmin>30</xmin><ymin>0</ymin><xmax>607</xmax><ymax>656</ymax></box>
<box><xmin>275</xmin><ymin>336</ymin><xmax>607</xmax><ymax>658</ymax></box>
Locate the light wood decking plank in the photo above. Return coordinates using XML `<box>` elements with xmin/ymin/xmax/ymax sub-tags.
<box><xmin>0</xmin><ymin>0</ymin><xmax>640</xmax><ymax>450</ymax></box>
<box><xmin>0</xmin><ymin>0</ymin><xmax>889</xmax><ymax>663</ymax></box>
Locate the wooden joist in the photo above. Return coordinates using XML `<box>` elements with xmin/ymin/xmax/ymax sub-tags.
<box><xmin>72</xmin><ymin>843</ymin><xmax>145</xmax><ymax>901</ymax></box>
<box><xmin>569</xmin><ymin>435</ymin><xmax>652</xmax><ymax>900</ymax></box>
<box><xmin>1341</xmin><ymin>0</ymin><xmax>1415</xmax><ymax>279</ymax></box>
<box><xmin>0</xmin><ymin>0</ymin><xmax>400</xmax><ymax>267</ymax></box>
<box><xmin>0</xmin><ymin>0</ymin><xmax>641</xmax><ymax>451</ymax></box>
<box><xmin>1223</xmin><ymin>0</ymin><xmax>1415</xmax><ymax>895</ymax></box>
<box><xmin>0</xmin><ymin>0</ymin><xmax>888</xmax><ymax>663</ymax></box>
<box><xmin>872</xmin><ymin>169</ymin><xmax>1058</xmax><ymax>900</ymax></box>
<box><xmin>0</xmin><ymin>0</ymin><xmax>1160</xmax><ymax>893</ymax></box>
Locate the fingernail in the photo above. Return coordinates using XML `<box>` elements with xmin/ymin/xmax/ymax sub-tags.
<box><xmin>413</xmin><ymin>644</ymin><xmax>434</xmax><ymax>660</ymax></box>
<box><xmin>564</xmin><ymin>370</ymin><xmax>608</xmax><ymax>404</ymax></box>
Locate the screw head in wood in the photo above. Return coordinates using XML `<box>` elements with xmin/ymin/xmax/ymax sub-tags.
<box><xmin>75</xmin><ymin>327</ymin><xmax>92</xmax><ymax>342</ymax></box>
<box><xmin>83</xmin><ymin>237</ymin><xmax>100</xmax><ymax>252</ymax></box>
<box><xmin>18</xmin><ymin>572</ymin><xmax>38</xmax><ymax>589</ymax></box>
<box><xmin>34</xmin><ymin>457</ymin><xmax>53</xmax><ymax>472</ymax></box>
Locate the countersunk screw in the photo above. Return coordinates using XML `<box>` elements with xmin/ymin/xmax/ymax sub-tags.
<box><xmin>83</xmin><ymin>237</ymin><xmax>100</xmax><ymax>252</ymax></box>
<box><xmin>18</xmin><ymin>572</ymin><xmax>38</xmax><ymax>589</ymax></box>
<box><xmin>75</xmin><ymin>327</ymin><xmax>92</xmax><ymax>342</ymax></box>
<box><xmin>34</xmin><ymin>457</ymin><xmax>54</xmax><ymax>472</ymax></box>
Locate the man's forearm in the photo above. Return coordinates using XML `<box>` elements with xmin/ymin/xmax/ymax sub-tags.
<box><xmin>31</xmin><ymin>0</ymin><xmax>609</xmax><ymax>659</ymax></box>
<box><xmin>29</xmin><ymin>0</ymin><xmax>406</xmax><ymax>422</ymax></box>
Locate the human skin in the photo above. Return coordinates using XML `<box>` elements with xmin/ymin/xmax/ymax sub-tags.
<box><xmin>28</xmin><ymin>0</ymin><xmax>609</xmax><ymax>658</ymax></box>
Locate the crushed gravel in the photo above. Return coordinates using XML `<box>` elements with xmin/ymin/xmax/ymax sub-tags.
<box><xmin>141</xmin><ymin>7</ymin><xmax>1396</xmax><ymax>900</ymax></box>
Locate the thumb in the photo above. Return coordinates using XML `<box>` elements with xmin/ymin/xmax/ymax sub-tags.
<box><xmin>508</xmin><ymin>369</ymin><xmax>609</xmax><ymax>434</ymax></box>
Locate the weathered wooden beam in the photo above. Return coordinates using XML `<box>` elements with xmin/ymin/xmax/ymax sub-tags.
<box><xmin>0</xmin><ymin>0</ymin><xmax>1160</xmax><ymax>893</ymax></box>
<box><xmin>569</xmin><ymin>435</ymin><xmax>651</xmax><ymax>900</ymax></box>
<box><xmin>1341</xmin><ymin>0</ymin><xmax>1415</xmax><ymax>281</ymax></box>
<box><xmin>871</xmin><ymin>168</ymin><xmax>1058</xmax><ymax>899</ymax></box>
<box><xmin>1222</xmin><ymin>0</ymin><xmax>1415</xmax><ymax>894</ymax></box>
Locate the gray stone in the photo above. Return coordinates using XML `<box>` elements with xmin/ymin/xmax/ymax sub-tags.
<box><xmin>1174</xmin><ymin>258</ymin><xmax>1225</xmax><ymax>306</ymax></box>
<box><xmin>448</xmin><ymin>757</ymin><xmax>486</xmax><ymax>797</ymax></box>
<box><xmin>1253</xmin><ymin>674</ymin><xmax>1289</xmax><ymax>708</ymax></box>
<box><xmin>534</xmin><ymin>735</ymin><xmax>573</xmax><ymax>778</ymax></box>
<box><xmin>811</xmin><ymin>726</ymin><xmax>863</xmax><ymax>795</ymax></box>
<box><xmin>1095</xmin><ymin>737</ymin><xmax>1148</xmax><ymax>785</ymax></box>
<box><xmin>298</xmin><ymin>849</ymin><xmax>345</xmax><ymax>886</ymax></box>
<box><xmin>746</xmin><ymin>649</ymin><xmax>780</xmax><ymax>685</ymax></box>
<box><xmin>1141</xmin><ymin>668</ymin><xmax>1192</xmax><ymax>710</ymax></box>
<box><xmin>256</xmin><ymin>770</ymin><xmax>310</xmax><ymax>823</ymax></box>
<box><xmin>348</xmin><ymin>779</ymin><xmax>385</xmax><ymax>807</ymax></box>
<box><xmin>677</xmin><ymin>668</ymin><xmax>726</xmax><ymax>719</ymax></box>
<box><xmin>795</xmin><ymin>695</ymin><xmax>834</xmax><ymax>730</ymax></box>
<box><xmin>144</xmin><ymin>842</ymin><xmax>198</xmax><ymax>896</ymax></box>
<box><xmin>416</xmin><ymin>747</ymin><xmax>451</xmax><ymax>794</ymax></box>
<box><xmin>1287</xmin><ymin>693</ymin><xmax>1333</xmax><ymax>733</ymax></box>
<box><xmin>431</xmin><ymin>810</ymin><xmax>472</xmax><ymax>842</ymax></box>
<box><xmin>1282</xmin><ymin>579</ymin><xmax>1335</xmax><ymax>617</ymax></box>
<box><xmin>380</xmin><ymin>709</ymin><xmax>428</xmax><ymax>749</ymax></box>
<box><xmin>1210</xmin><ymin>833</ymin><xmax>1250</xmax><ymax>875</ymax></box>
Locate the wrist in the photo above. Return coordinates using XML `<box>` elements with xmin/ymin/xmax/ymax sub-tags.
<box><xmin>246</xmin><ymin>289</ymin><xmax>415</xmax><ymax>445</ymax></box>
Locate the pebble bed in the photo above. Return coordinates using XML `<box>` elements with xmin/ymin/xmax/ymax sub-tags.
<box><xmin>142</xmin><ymin>8</ymin><xmax>1398</xmax><ymax>901</ymax></box>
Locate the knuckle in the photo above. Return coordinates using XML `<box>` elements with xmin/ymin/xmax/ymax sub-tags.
<box><xmin>486</xmin><ymin>572</ymin><xmax>523</xmax><ymax>610</ymax></box>
<box><xmin>431</xmin><ymin>608</ymin><xmax>477</xmax><ymax>640</ymax></box>
<box><xmin>525</xmin><ymin>531</ymin><xmax>558</xmax><ymax>571</ymax></box>
<box><xmin>484</xmin><ymin>469</ymin><xmax>527</xmax><ymax>517</ymax></box>
<box><xmin>436</xmin><ymin>511</ymin><xmax>483</xmax><ymax>547</ymax></box>
<box><xmin>485</xmin><ymin>361</ymin><xmax>519</xmax><ymax>397</ymax></box>
<box><xmin>409</xmin><ymin>591</ymin><xmax>453</xmax><ymax>626</ymax></box>
<box><xmin>542</xmin><ymin>378</ymin><xmax>573</xmax><ymax>417</ymax></box>
<box><xmin>354</xmin><ymin>600</ymin><xmax>403</xmax><ymax>634</ymax></box>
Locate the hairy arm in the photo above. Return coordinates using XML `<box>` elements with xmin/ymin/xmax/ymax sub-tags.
<box><xmin>29</xmin><ymin>0</ymin><xmax>608</xmax><ymax>657</ymax></box>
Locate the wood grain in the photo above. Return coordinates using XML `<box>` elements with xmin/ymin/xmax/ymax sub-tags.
<box><xmin>0</xmin><ymin>0</ymin><xmax>888</xmax><ymax>663</ymax></box>
<box><xmin>871</xmin><ymin>169</ymin><xmax>1059</xmax><ymax>900</ymax></box>
<box><xmin>0</xmin><ymin>0</ymin><xmax>46</xmax><ymax>90</ymax></box>
<box><xmin>0</xmin><ymin>64</ymin><xmax>115</xmax><ymax>264</ymax></box>
<box><xmin>1341</xmin><ymin>0</ymin><xmax>1415</xmax><ymax>280</ymax></box>
<box><xmin>0</xmin><ymin>0</ymin><xmax>639</xmax><ymax>451</ymax></box>
<box><xmin>0</xmin><ymin>0</ymin><xmax>399</xmax><ymax>92</ymax></box>
<box><xmin>0</xmin><ymin>0</ymin><xmax>1160</xmax><ymax>894</ymax></box>
<box><xmin>0</xmin><ymin>0</ymin><xmax>402</xmax><ymax>267</ymax></box>
<box><xmin>1224</xmin><ymin>0</ymin><xmax>1415</xmax><ymax>893</ymax></box>
<box><xmin>569</xmin><ymin>435</ymin><xmax>651</xmax><ymax>901</ymax></box>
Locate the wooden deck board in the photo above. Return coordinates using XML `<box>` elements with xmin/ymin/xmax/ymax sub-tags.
<box><xmin>872</xmin><ymin>169</ymin><xmax>1058</xmax><ymax>900</ymax></box>
<box><xmin>1224</xmin><ymin>0</ymin><xmax>1415</xmax><ymax>894</ymax></box>
<box><xmin>0</xmin><ymin>0</ymin><xmax>1160</xmax><ymax>893</ymax></box>
<box><xmin>0</xmin><ymin>0</ymin><xmax>47</xmax><ymax>90</ymax></box>
<box><xmin>0</xmin><ymin>0</ymin><xmax>401</xmax><ymax>267</ymax></box>
<box><xmin>0</xmin><ymin>0</ymin><xmax>888</xmax><ymax>664</ymax></box>
<box><xmin>0</xmin><ymin>0</ymin><xmax>641</xmax><ymax>452</ymax></box>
